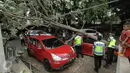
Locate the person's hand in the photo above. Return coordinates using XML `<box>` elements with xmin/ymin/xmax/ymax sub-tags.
<box><xmin>120</xmin><ymin>43</ymin><xmax>123</xmax><ymax>47</ymax></box>
<box><xmin>126</xmin><ymin>43</ymin><xmax>130</xmax><ymax>48</ymax></box>
<box><xmin>121</xmin><ymin>42</ymin><xmax>126</xmax><ymax>46</ymax></box>
<box><xmin>122</xmin><ymin>42</ymin><xmax>125</xmax><ymax>45</ymax></box>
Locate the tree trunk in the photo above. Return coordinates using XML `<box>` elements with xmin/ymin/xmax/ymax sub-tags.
<box><xmin>43</xmin><ymin>20</ymin><xmax>97</xmax><ymax>40</ymax></box>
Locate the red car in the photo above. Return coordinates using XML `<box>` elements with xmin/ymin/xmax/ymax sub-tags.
<box><xmin>73</xmin><ymin>36</ymin><xmax>117</xmax><ymax>57</ymax></box>
<box><xmin>27</xmin><ymin>35</ymin><xmax>76</xmax><ymax>72</ymax></box>
<box><xmin>82</xmin><ymin>36</ymin><xmax>96</xmax><ymax>56</ymax></box>
<box><xmin>71</xmin><ymin>36</ymin><xmax>95</xmax><ymax>56</ymax></box>
<box><xmin>80</xmin><ymin>36</ymin><xmax>117</xmax><ymax>61</ymax></box>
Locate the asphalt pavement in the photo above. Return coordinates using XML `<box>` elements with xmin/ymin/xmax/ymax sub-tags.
<box><xmin>9</xmin><ymin>39</ymin><xmax>116</xmax><ymax>73</ymax></box>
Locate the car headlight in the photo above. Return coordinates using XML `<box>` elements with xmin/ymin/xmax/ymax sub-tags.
<box><xmin>51</xmin><ymin>54</ymin><xmax>62</xmax><ymax>61</ymax></box>
<box><xmin>61</xmin><ymin>54</ymin><xmax>69</xmax><ymax>60</ymax></box>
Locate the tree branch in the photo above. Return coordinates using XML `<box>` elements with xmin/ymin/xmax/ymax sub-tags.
<box><xmin>1</xmin><ymin>7</ymin><xmax>97</xmax><ymax>40</ymax></box>
<box><xmin>37</xmin><ymin>0</ymin><xmax>49</xmax><ymax>16</ymax></box>
<box><xmin>29</xmin><ymin>0</ymin><xmax>38</xmax><ymax>17</ymax></box>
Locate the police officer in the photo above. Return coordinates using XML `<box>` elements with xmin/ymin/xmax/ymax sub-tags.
<box><xmin>104</xmin><ymin>35</ymin><xmax>116</xmax><ymax>68</ymax></box>
<box><xmin>93</xmin><ymin>36</ymin><xmax>105</xmax><ymax>73</ymax></box>
<box><xmin>74</xmin><ymin>33</ymin><xmax>83</xmax><ymax>58</ymax></box>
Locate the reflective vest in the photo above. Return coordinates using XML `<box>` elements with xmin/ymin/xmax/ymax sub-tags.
<box><xmin>75</xmin><ymin>36</ymin><xmax>82</xmax><ymax>46</ymax></box>
<box><xmin>94</xmin><ymin>41</ymin><xmax>105</xmax><ymax>56</ymax></box>
<box><xmin>108</xmin><ymin>39</ymin><xmax>116</xmax><ymax>48</ymax></box>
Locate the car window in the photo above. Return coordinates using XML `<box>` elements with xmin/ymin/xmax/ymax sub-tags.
<box><xmin>85</xmin><ymin>30</ymin><xmax>96</xmax><ymax>33</ymax></box>
<box><xmin>30</xmin><ymin>38</ymin><xmax>36</xmax><ymax>45</ymax></box>
<box><xmin>83</xmin><ymin>37</ymin><xmax>96</xmax><ymax>44</ymax></box>
<box><xmin>42</xmin><ymin>38</ymin><xmax>64</xmax><ymax>50</ymax></box>
<box><xmin>37</xmin><ymin>43</ymin><xmax>42</xmax><ymax>49</ymax></box>
<box><xmin>36</xmin><ymin>41</ymin><xmax>44</xmax><ymax>49</ymax></box>
<box><xmin>30</xmin><ymin>38</ymin><xmax>33</xmax><ymax>44</ymax></box>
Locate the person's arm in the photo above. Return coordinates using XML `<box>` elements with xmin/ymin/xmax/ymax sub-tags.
<box><xmin>122</xmin><ymin>37</ymin><xmax>129</xmax><ymax>45</ymax></box>
<box><xmin>125</xmin><ymin>37</ymin><xmax>130</xmax><ymax>48</ymax></box>
<box><xmin>103</xmin><ymin>43</ymin><xmax>106</xmax><ymax>59</ymax></box>
<box><xmin>119</xmin><ymin>31</ymin><xmax>123</xmax><ymax>42</ymax></box>
<box><xmin>122</xmin><ymin>30</ymin><xmax>130</xmax><ymax>45</ymax></box>
<box><xmin>81</xmin><ymin>36</ymin><xmax>83</xmax><ymax>44</ymax></box>
<box><xmin>103</xmin><ymin>44</ymin><xmax>106</xmax><ymax>55</ymax></box>
<box><xmin>108</xmin><ymin>36</ymin><xmax>110</xmax><ymax>42</ymax></box>
<box><xmin>119</xmin><ymin>35</ymin><xmax>122</xmax><ymax>42</ymax></box>
<box><xmin>92</xmin><ymin>42</ymin><xmax>96</xmax><ymax>55</ymax></box>
<box><xmin>92</xmin><ymin>46</ymin><xmax>94</xmax><ymax>55</ymax></box>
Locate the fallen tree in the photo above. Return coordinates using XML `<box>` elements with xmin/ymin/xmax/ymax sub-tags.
<box><xmin>42</xmin><ymin>19</ymin><xmax>96</xmax><ymax>40</ymax></box>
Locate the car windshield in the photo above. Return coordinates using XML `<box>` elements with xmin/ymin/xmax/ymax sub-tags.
<box><xmin>42</xmin><ymin>38</ymin><xmax>64</xmax><ymax>50</ymax></box>
<box><xmin>83</xmin><ymin>37</ymin><xmax>96</xmax><ymax>44</ymax></box>
<box><xmin>30</xmin><ymin>30</ymin><xmax>43</xmax><ymax>35</ymax></box>
<box><xmin>29</xmin><ymin>30</ymin><xmax>51</xmax><ymax>36</ymax></box>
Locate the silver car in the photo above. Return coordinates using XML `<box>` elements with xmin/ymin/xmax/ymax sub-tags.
<box><xmin>81</xmin><ymin>29</ymin><xmax>103</xmax><ymax>40</ymax></box>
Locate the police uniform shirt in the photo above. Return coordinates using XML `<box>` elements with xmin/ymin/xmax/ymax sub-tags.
<box><xmin>93</xmin><ymin>41</ymin><xmax>105</xmax><ymax>56</ymax></box>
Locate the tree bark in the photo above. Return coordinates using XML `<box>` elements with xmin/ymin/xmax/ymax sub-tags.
<box><xmin>43</xmin><ymin>20</ymin><xmax>97</xmax><ymax>40</ymax></box>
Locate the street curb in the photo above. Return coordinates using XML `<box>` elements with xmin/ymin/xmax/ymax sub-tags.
<box><xmin>116</xmin><ymin>56</ymin><xmax>130</xmax><ymax>73</ymax></box>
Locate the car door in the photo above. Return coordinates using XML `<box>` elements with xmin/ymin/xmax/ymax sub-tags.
<box><xmin>82</xmin><ymin>36</ymin><xmax>95</xmax><ymax>56</ymax></box>
<box><xmin>34</xmin><ymin>40</ymin><xmax>46</xmax><ymax>61</ymax></box>
<box><xmin>28</xmin><ymin>38</ymin><xmax>35</xmax><ymax>55</ymax></box>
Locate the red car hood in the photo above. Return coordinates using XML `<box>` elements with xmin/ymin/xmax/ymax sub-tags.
<box><xmin>49</xmin><ymin>44</ymin><xmax>73</xmax><ymax>56</ymax></box>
